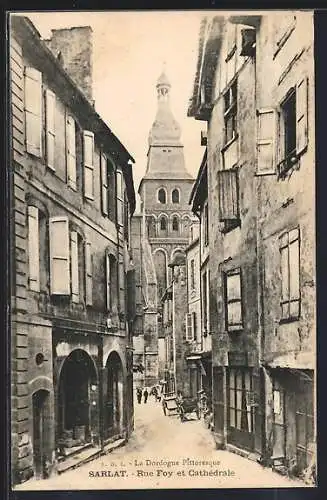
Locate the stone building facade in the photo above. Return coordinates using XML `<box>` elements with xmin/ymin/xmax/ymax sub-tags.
<box><xmin>10</xmin><ymin>16</ymin><xmax>136</xmax><ymax>485</ymax></box>
<box><xmin>188</xmin><ymin>12</ymin><xmax>315</xmax><ymax>478</ymax></box>
<box><xmin>133</xmin><ymin>71</ymin><xmax>194</xmax><ymax>387</ymax></box>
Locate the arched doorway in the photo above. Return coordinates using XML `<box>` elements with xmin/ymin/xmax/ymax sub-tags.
<box><xmin>104</xmin><ymin>352</ymin><xmax>124</xmax><ymax>440</ymax></box>
<box><xmin>58</xmin><ymin>349</ymin><xmax>98</xmax><ymax>449</ymax></box>
<box><xmin>32</xmin><ymin>389</ymin><xmax>51</xmax><ymax>479</ymax></box>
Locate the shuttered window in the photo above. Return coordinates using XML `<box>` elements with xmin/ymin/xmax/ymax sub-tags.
<box><xmin>218</xmin><ymin>169</ymin><xmax>239</xmax><ymax>221</ymax></box>
<box><xmin>85</xmin><ymin>241</ymin><xmax>93</xmax><ymax>306</ymax></box>
<box><xmin>192</xmin><ymin>311</ymin><xmax>197</xmax><ymax>340</ymax></box>
<box><xmin>70</xmin><ymin>230</ymin><xmax>79</xmax><ymax>303</ymax></box>
<box><xmin>108</xmin><ymin>159</ymin><xmax>116</xmax><ymax>221</ymax></box>
<box><xmin>27</xmin><ymin>206</ymin><xmax>40</xmax><ymax>291</ymax></box>
<box><xmin>100</xmin><ymin>153</ymin><xmax>108</xmax><ymax>216</ymax></box>
<box><xmin>296</xmin><ymin>77</ymin><xmax>309</xmax><ymax>156</ymax></box>
<box><xmin>66</xmin><ymin>115</ymin><xmax>77</xmax><ymax>189</ymax></box>
<box><xmin>24</xmin><ymin>67</ymin><xmax>42</xmax><ymax>157</ymax></box>
<box><xmin>49</xmin><ymin>217</ymin><xmax>70</xmax><ymax>295</ymax></box>
<box><xmin>83</xmin><ymin>130</ymin><xmax>94</xmax><ymax>199</ymax></box>
<box><xmin>279</xmin><ymin>227</ymin><xmax>300</xmax><ymax>320</ymax></box>
<box><xmin>119</xmin><ymin>260</ymin><xmax>125</xmax><ymax>314</ymax></box>
<box><xmin>225</xmin><ymin>269</ymin><xmax>243</xmax><ymax>330</ymax></box>
<box><xmin>116</xmin><ymin>170</ymin><xmax>124</xmax><ymax>226</ymax></box>
<box><xmin>256</xmin><ymin>108</ymin><xmax>276</xmax><ymax>175</ymax></box>
<box><xmin>186</xmin><ymin>313</ymin><xmax>193</xmax><ymax>341</ymax></box>
<box><xmin>45</xmin><ymin>89</ymin><xmax>56</xmax><ymax>170</ymax></box>
<box><xmin>105</xmin><ymin>252</ymin><xmax>111</xmax><ymax>311</ymax></box>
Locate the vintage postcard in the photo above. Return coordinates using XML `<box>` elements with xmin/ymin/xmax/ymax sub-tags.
<box><xmin>8</xmin><ymin>9</ymin><xmax>316</xmax><ymax>491</ymax></box>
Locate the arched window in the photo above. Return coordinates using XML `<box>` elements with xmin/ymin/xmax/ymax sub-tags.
<box><xmin>172</xmin><ymin>189</ymin><xmax>180</xmax><ymax>204</ymax></box>
<box><xmin>158</xmin><ymin>188</ymin><xmax>166</xmax><ymax>204</ymax></box>
<box><xmin>172</xmin><ymin>216</ymin><xmax>179</xmax><ymax>232</ymax></box>
<box><xmin>160</xmin><ymin>217</ymin><xmax>167</xmax><ymax>231</ymax></box>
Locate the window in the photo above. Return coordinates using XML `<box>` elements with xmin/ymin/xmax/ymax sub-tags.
<box><xmin>100</xmin><ymin>153</ymin><xmax>108</xmax><ymax>216</ymax></box>
<box><xmin>106</xmin><ymin>253</ymin><xmax>118</xmax><ymax>312</ymax></box>
<box><xmin>45</xmin><ymin>89</ymin><xmax>55</xmax><ymax>170</ymax></box>
<box><xmin>203</xmin><ymin>203</ymin><xmax>209</xmax><ymax>246</ymax></box>
<box><xmin>202</xmin><ymin>271</ymin><xmax>209</xmax><ymax>334</ymax></box>
<box><xmin>147</xmin><ymin>215</ymin><xmax>157</xmax><ymax>238</ymax></box>
<box><xmin>66</xmin><ymin>115</ymin><xmax>77</xmax><ymax>189</ymax></box>
<box><xmin>49</xmin><ymin>217</ymin><xmax>70</xmax><ymax>295</ymax></box>
<box><xmin>160</xmin><ymin>216</ymin><xmax>167</xmax><ymax>232</ymax></box>
<box><xmin>172</xmin><ymin>215</ymin><xmax>179</xmax><ymax>232</ymax></box>
<box><xmin>218</xmin><ymin>169</ymin><xmax>239</xmax><ymax>231</ymax></box>
<box><xmin>158</xmin><ymin>188</ymin><xmax>166</xmax><ymax>204</ymax></box>
<box><xmin>278</xmin><ymin>79</ymin><xmax>308</xmax><ymax>178</ymax></box>
<box><xmin>116</xmin><ymin>170</ymin><xmax>124</xmax><ymax>226</ymax></box>
<box><xmin>70</xmin><ymin>231</ymin><xmax>79</xmax><ymax>303</ymax></box>
<box><xmin>27</xmin><ymin>206</ymin><xmax>40</xmax><ymax>291</ymax></box>
<box><xmin>85</xmin><ymin>241</ymin><xmax>93</xmax><ymax>306</ymax></box>
<box><xmin>224</xmin><ymin>81</ymin><xmax>237</xmax><ymax>144</ymax></box>
<box><xmin>225</xmin><ymin>269</ymin><xmax>243</xmax><ymax>331</ymax></box>
<box><xmin>279</xmin><ymin>227</ymin><xmax>300</xmax><ymax>320</ymax></box>
<box><xmin>124</xmin><ymin>191</ymin><xmax>129</xmax><ymax>242</ymax></box>
<box><xmin>83</xmin><ymin>131</ymin><xmax>94</xmax><ymax>199</ymax></box>
<box><xmin>190</xmin><ymin>259</ymin><xmax>195</xmax><ymax>290</ymax></box>
<box><xmin>24</xmin><ymin>67</ymin><xmax>42</xmax><ymax>157</ymax></box>
<box><xmin>107</xmin><ymin>159</ymin><xmax>116</xmax><ymax>221</ymax></box>
<box><xmin>172</xmin><ymin>189</ymin><xmax>179</xmax><ymax>204</ymax></box>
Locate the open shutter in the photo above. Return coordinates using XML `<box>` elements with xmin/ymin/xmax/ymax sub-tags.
<box><xmin>83</xmin><ymin>130</ymin><xmax>94</xmax><ymax>199</ymax></box>
<box><xmin>256</xmin><ymin>108</ymin><xmax>276</xmax><ymax>174</ymax></box>
<box><xmin>27</xmin><ymin>206</ymin><xmax>40</xmax><ymax>291</ymax></box>
<box><xmin>296</xmin><ymin>77</ymin><xmax>308</xmax><ymax>155</ymax></box>
<box><xmin>45</xmin><ymin>89</ymin><xmax>56</xmax><ymax>170</ymax></box>
<box><xmin>66</xmin><ymin>115</ymin><xmax>77</xmax><ymax>189</ymax></box>
<box><xmin>85</xmin><ymin>241</ymin><xmax>93</xmax><ymax>306</ymax></box>
<box><xmin>116</xmin><ymin>170</ymin><xmax>124</xmax><ymax>226</ymax></box>
<box><xmin>100</xmin><ymin>153</ymin><xmax>108</xmax><ymax>215</ymax></box>
<box><xmin>24</xmin><ymin>67</ymin><xmax>42</xmax><ymax>157</ymax></box>
<box><xmin>218</xmin><ymin>169</ymin><xmax>239</xmax><ymax>220</ymax></box>
<box><xmin>186</xmin><ymin>313</ymin><xmax>193</xmax><ymax>341</ymax></box>
<box><xmin>119</xmin><ymin>260</ymin><xmax>125</xmax><ymax>316</ymax></box>
<box><xmin>192</xmin><ymin>311</ymin><xmax>197</xmax><ymax>341</ymax></box>
<box><xmin>70</xmin><ymin>231</ymin><xmax>79</xmax><ymax>303</ymax></box>
<box><xmin>105</xmin><ymin>252</ymin><xmax>111</xmax><ymax>311</ymax></box>
<box><xmin>49</xmin><ymin>217</ymin><xmax>70</xmax><ymax>295</ymax></box>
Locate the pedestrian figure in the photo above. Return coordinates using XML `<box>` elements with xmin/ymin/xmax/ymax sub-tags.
<box><xmin>136</xmin><ymin>387</ymin><xmax>142</xmax><ymax>404</ymax></box>
<box><xmin>151</xmin><ymin>386</ymin><xmax>158</xmax><ymax>401</ymax></box>
<box><xmin>143</xmin><ymin>387</ymin><xmax>148</xmax><ymax>404</ymax></box>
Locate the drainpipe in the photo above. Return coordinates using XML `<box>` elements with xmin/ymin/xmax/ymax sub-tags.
<box><xmin>99</xmin><ymin>338</ymin><xmax>104</xmax><ymax>451</ymax></box>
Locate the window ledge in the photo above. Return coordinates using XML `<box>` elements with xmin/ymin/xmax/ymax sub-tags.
<box><xmin>279</xmin><ymin>316</ymin><xmax>300</xmax><ymax>325</ymax></box>
<box><xmin>255</xmin><ymin>170</ymin><xmax>276</xmax><ymax>177</ymax></box>
<box><xmin>227</xmin><ymin>325</ymin><xmax>243</xmax><ymax>333</ymax></box>
<box><xmin>221</xmin><ymin>134</ymin><xmax>239</xmax><ymax>154</ymax></box>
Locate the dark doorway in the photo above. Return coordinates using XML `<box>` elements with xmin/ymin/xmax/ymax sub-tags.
<box><xmin>58</xmin><ymin>349</ymin><xmax>98</xmax><ymax>447</ymax></box>
<box><xmin>32</xmin><ymin>389</ymin><xmax>50</xmax><ymax>479</ymax></box>
<box><xmin>104</xmin><ymin>352</ymin><xmax>124</xmax><ymax>440</ymax></box>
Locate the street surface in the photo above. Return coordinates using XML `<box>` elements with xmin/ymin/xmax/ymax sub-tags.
<box><xmin>15</xmin><ymin>397</ymin><xmax>306</xmax><ymax>490</ymax></box>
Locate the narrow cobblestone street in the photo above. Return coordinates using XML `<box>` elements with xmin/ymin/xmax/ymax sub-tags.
<box><xmin>15</xmin><ymin>397</ymin><xmax>306</xmax><ymax>490</ymax></box>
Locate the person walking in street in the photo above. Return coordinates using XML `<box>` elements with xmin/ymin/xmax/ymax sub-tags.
<box><xmin>136</xmin><ymin>387</ymin><xmax>142</xmax><ymax>404</ymax></box>
<box><xmin>143</xmin><ymin>387</ymin><xmax>149</xmax><ymax>404</ymax></box>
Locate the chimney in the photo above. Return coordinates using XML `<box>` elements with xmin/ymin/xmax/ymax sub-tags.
<box><xmin>44</xmin><ymin>26</ymin><xmax>94</xmax><ymax>103</ymax></box>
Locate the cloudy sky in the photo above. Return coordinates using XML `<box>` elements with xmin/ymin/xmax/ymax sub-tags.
<box><xmin>23</xmin><ymin>11</ymin><xmax>211</xmax><ymax>192</ymax></box>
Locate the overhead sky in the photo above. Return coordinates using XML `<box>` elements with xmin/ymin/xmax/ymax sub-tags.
<box><xmin>21</xmin><ymin>11</ymin><xmax>211</xmax><ymax>193</ymax></box>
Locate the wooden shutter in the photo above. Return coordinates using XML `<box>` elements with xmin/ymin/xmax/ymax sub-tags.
<box><xmin>27</xmin><ymin>206</ymin><xmax>40</xmax><ymax>291</ymax></box>
<box><xmin>119</xmin><ymin>260</ymin><xmax>125</xmax><ymax>314</ymax></box>
<box><xmin>127</xmin><ymin>268</ymin><xmax>136</xmax><ymax>319</ymax></box>
<box><xmin>49</xmin><ymin>217</ymin><xmax>70</xmax><ymax>295</ymax></box>
<box><xmin>66</xmin><ymin>115</ymin><xmax>77</xmax><ymax>189</ymax></box>
<box><xmin>186</xmin><ymin>313</ymin><xmax>193</xmax><ymax>341</ymax></box>
<box><xmin>192</xmin><ymin>311</ymin><xmax>197</xmax><ymax>340</ymax></box>
<box><xmin>105</xmin><ymin>252</ymin><xmax>111</xmax><ymax>311</ymax></box>
<box><xmin>100</xmin><ymin>153</ymin><xmax>108</xmax><ymax>215</ymax></box>
<box><xmin>218</xmin><ymin>169</ymin><xmax>239</xmax><ymax>220</ymax></box>
<box><xmin>116</xmin><ymin>170</ymin><xmax>123</xmax><ymax>225</ymax></box>
<box><xmin>45</xmin><ymin>89</ymin><xmax>56</xmax><ymax>170</ymax></box>
<box><xmin>24</xmin><ymin>67</ymin><xmax>42</xmax><ymax>157</ymax></box>
<box><xmin>256</xmin><ymin>108</ymin><xmax>276</xmax><ymax>174</ymax></box>
<box><xmin>85</xmin><ymin>241</ymin><xmax>93</xmax><ymax>306</ymax></box>
<box><xmin>70</xmin><ymin>231</ymin><xmax>79</xmax><ymax>303</ymax></box>
<box><xmin>296</xmin><ymin>77</ymin><xmax>308</xmax><ymax>155</ymax></box>
<box><xmin>83</xmin><ymin>130</ymin><xmax>94</xmax><ymax>199</ymax></box>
